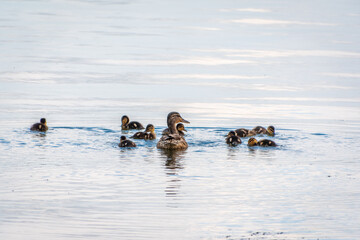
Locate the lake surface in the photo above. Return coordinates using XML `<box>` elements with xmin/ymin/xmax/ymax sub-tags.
<box><xmin>1</xmin><ymin>0</ymin><xmax>360</xmax><ymax>239</ymax></box>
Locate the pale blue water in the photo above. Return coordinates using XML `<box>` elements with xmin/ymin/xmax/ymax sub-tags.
<box><xmin>1</xmin><ymin>0</ymin><xmax>360</xmax><ymax>239</ymax></box>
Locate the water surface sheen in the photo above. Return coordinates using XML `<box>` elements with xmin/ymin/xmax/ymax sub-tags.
<box><xmin>1</xmin><ymin>0</ymin><xmax>360</xmax><ymax>239</ymax></box>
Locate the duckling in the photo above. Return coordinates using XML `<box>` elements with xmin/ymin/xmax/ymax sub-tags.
<box><xmin>247</xmin><ymin>137</ymin><xmax>277</xmax><ymax>147</ymax></box>
<box><xmin>162</xmin><ymin>123</ymin><xmax>187</xmax><ymax>136</ymax></box>
<box><xmin>121</xmin><ymin>115</ymin><xmax>144</xmax><ymax>130</ymax></box>
<box><xmin>30</xmin><ymin>118</ymin><xmax>48</xmax><ymax>132</ymax></box>
<box><xmin>226</xmin><ymin>131</ymin><xmax>242</xmax><ymax>146</ymax></box>
<box><xmin>252</xmin><ymin>126</ymin><xmax>275</xmax><ymax>136</ymax></box>
<box><xmin>267</xmin><ymin>126</ymin><xmax>275</xmax><ymax>136</ymax></box>
<box><xmin>119</xmin><ymin>136</ymin><xmax>136</xmax><ymax>148</ymax></box>
<box><xmin>234</xmin><ymin>128</ymin><xmax>256</xmax><ymax>137</ymax></box>
<box><xmin>157</xmin><ymin>112</ymin><xmax>190</xmax><ymax>150</ymax></box>
<box><xmin>144</xmin><ymin>124</ymin><xmax>156</xmax><ymax>140</ymax></box>
<box><xmin>131</xmin><ymin>124</ymin><xmax>155</xmax><ymax>139</ymax></box>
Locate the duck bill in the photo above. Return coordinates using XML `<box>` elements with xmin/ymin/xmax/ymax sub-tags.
<box><xmin>180</xmin><ymin>118</ymin><xmax>190</xmax><ymax>124</ymax></box>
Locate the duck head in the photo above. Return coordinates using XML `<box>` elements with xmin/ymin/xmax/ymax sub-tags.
<box><xmin>247</xmin><ymin>137</ymin><xmax>258</xmax><ymax>147</ymax></box>
<box><xmin>267</xmin><ymin>126</ymin><xmax>275</xmax><ymax>136</ymax></box>
<box><xmin>167</xmin><ymin>112</ymin><xmax>190</xmax><ymax>134</ymax></box>
<box><xmin>176</xmin><ymin>123</ymin><xmax>187</xmax><ymax>132</ymax></box>
<box><xmin>227</xmin><ymin>131</ymin><xmax>236</xmax><ymax>137</ymax></box>
<box><xmin>145</xmin><ymin>124</ymin><xmax>155</xmax><ymax>132</ymax></box>
<box><xmin>40</xmin><ymin>118</ymin><xmax>47</xmax><ymax>125</ymax></box>
<box><xmin>120</xmin><ymin>136</ymin><xmax>127</xmax><ymax>142</ymax></box>
<box><xmin>121</xmin><ymin>115</ymin><xmax>129</xmax><ymax>126</ymax></box>
<box><xmin>167</xmin><ymin>112</ymin><xmax>189</xmax><ymax>123</ymax></box>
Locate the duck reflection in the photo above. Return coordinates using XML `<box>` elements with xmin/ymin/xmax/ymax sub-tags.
<box><xmin>226</xmin><ymin>146</ymin><xmax>239</xmax><ymax>160</ymax></box>
<box><xmin>31</xmin><ymin>132</ymin><xmax>46</xmax><ymax>138</ymax></box>
<box><xmin>31</xmin><ymin>131</ymin><xmax>47</xmax><ymax>146</ymax></box>
<box><xmin>161</xmin><ymin>149</ymin><xmax>185</xmax><ymax>170</ymax></box>
<box><xmin>159</xmin><ymin>149</ymin><xmax>186</xmax><ymax>199</ymax></box>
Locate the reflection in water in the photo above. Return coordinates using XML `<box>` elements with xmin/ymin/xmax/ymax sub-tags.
<box><xmin>161</xmin><ymin>149</ymin><xmax>185</xmax><ymax>170</ymax></box>
<box><xmin>31</xmin><ymin>132</ymin><xmax>47</xmax><ymax>139</ymax></box>
<box><xmin>226</xmin><ymin>146</ymin><xmax>240</xmax><ymax>160</ymax></box>
<box><xmin>247</xmin><ymin>147</ymin><xmax>257</xmax><ymax>156</ymax></box>
<box><xmin>159</xmin><ymin>149</ymin><xmax>186</xmax><ymax>200</ymax></box>
<box><xmin>246</xmin><ymin>146</ymin><xmax>277</xmax><ymax>160</ymax></box>
<box><xmin>30</xmin><ymin>132</ymin><xmax>47</xmax><ymax>147</ymax></box>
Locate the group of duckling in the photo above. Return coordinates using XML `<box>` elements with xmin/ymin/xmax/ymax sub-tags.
<box><xmin>30</xmin><ymin>112</ymin><xmax>277</xmax><ymax>150</ymax></box>
<box><xmin>119</xmin><ymin>112</ymin><xmax>190</xmax><ymax>150</ymax></box>
<box><xmin>226</xmin><ymin>125</ymin><xmax>277</xmax><ymax>147</ymax></box>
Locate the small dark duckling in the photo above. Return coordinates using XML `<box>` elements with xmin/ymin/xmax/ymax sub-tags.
<box><xmin>234</xmin><ymin>128</ymin><xmax>256</xmax><ymax>137</ymax></box>
<box><xmin>30</xmin><ymin>118</ymin><xmax>48</xmax><ymax>132</ymax></box>
<box><xmin>247</xmin><ymin>137</ymin><xmax>277</xmax><ymax>147</ymax></box>
<box><xmin>252</xmin><ymin>125</ymin><xmax>275</xmax><ymax>136</ymax></box>
<box><xmin>132</xmin><ymin>124</ymin><xmax>154</xmax><ymax>139</ymax></box>
<box><xmin>226</xmin><ymin>131</ymin><xmax>242</xmax><ymax>146</ymax></box>
<box><xmin>119</xmin><ymin>136</ymin><xmax>136</xmax><ymax>148</ymax></box>
<box><xmin>121</xmin><ymin>115</ymin><xmax>144</xmax><ymax>130</ymax></box>
<box><xmin>144</xmin><ymin>124</ymin><xmax>156</xmax><ymax>140</ymax></box>
<box><xmin>162</xmin><ymin>123</ymin><xmax>187</xmax><ymax>136</ymax></box>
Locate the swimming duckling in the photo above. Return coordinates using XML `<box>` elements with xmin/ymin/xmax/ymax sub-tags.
<box><xmin>131</xmin><ymin>124</ymin><xmax>155</xmax><ymax>139</ymax></box>
<box><xmin>162</xmin><ymin>123</ymin><xmax>187</xmax><ymax>136</ymax></box>
<box><xmin>226</xmin><ymin>131</ymin><xmax>242</xmax><ymax>146</ymax></box>
<box><xmin>119</xmin><ymin>136</ymin><xmax>136</xmax><ymax>148</ymax></box>
<box><xmin>252</xmin><ymin>126</ymin><xmax>275</xmax><ymax>136</ymax></box>
<box><xmin>121</xmin><ymin>115</ymin><xmax>144</xmax><ymax>130</ymax></box>
<box><xmin>30</xmin><ymin>118</ymin><xmax>48</xmax><ymax>132</ymax></box>
<box><xmin>157</xmin><ymin>112</ymin><xmax>190</xmax><ymax>150</ymax></box>
<box><xmin>144</xmin><ymin>124</ymin><xmax>156</xmax><ymax>140</ymax></box>
<box><xmin>234</xmin><ymin>128</ymin><xmax>256</xmax><ymax>137</ymax></box>
<box><xmin>247</xmin><ymin>137</ymin><xmax>277</xmax><ymax>147</ymax></box>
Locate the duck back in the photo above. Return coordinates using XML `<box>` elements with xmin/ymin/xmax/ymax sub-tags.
<box><xmin>30</xmin><ymin>123</ymin><xmax>48</xmax><ymax>132</ymax></box>
<box><xmin>157</xmin><ymin>134</ymin><xmax>188</xmax><ymax>150</ymax></box>
<box><xmin>128</xmin><ymin>121</ymin><xmax>144</xmax><ymax>130</ymax></box>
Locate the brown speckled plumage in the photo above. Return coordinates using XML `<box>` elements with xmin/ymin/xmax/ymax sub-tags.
<box><xmin>157</xmin><ymin>112</ymin><xmax>190</xmax><ymax>150</ymax></box>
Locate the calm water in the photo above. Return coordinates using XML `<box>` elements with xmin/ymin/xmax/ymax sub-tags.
<box><xmin>1</xmin><ymin>0</ymin><xmax>360</xmax><ymax>239</ymax></box>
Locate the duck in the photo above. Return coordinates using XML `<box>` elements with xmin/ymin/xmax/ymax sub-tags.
<box><xmin>162</xmin><ymin>123</ymin><xmax>187</xmax><ymax>136</ymax></box>
<box><xmin>145</xmin><ymin>124</ymin><xmax>156</xmax><ymax>140</ymax></box>
<box><xmin>252</xmin><ymin>126</ymin><xmax>275</xmax><ymax>136</ymax></box>
<box><xmin>247</xmin><ymin>137</ymin><xmax>277</xmax><ymax>147</ymax></box>
<box><xmin>234</xmin><ymin>128</ymin><xmax>256</xmax><ymax>137</ymax></box>
<box><xmin>157</xmin><ymin>112</ymin><xmax>190</xmax><ymax>150</ymax></box>
<box><xmin>226</xmin><ymin>131</ymin><xmax>242</xmax><ymax>146</ymax></box>
<box><xmin>30</xmin><ymin>118</ymin><xmax>48</xmax><ymax>132</ymax></box>
<box><xmin>121</xmin><ymin>115</ymin><xmax>144</xmax><ymax>130</ymax></box>
<box><xmin>119</xmin><ymin>136</ymin><xmax>136</xmax><ymax>147</ymax></box>
<box><xmin>131</xmin><ymin>124</ymin><xmax>155</xmax><ymax>139</ymax></box>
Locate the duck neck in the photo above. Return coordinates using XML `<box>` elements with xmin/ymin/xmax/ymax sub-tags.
<box><xmin>168</xmin><ymin>119</ymin><xmax>178</xmax><ymax>135</ymax></box>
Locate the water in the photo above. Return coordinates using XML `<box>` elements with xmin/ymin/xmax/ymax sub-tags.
<box><xmin>1</xmin><ymin>0</ymin><xmax>360</xmax><ymax>239</ymax></box>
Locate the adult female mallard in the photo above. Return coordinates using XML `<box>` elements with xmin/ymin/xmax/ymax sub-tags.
<box><xmin>157</xmin><ymin>112</ymin><xmax>190</xmax><ymax>150</ymax></box>
<box><xmin>252</xmin><ymin>126</ymin><xmax>275</xmax><ymax>136</ymax></box>
<box><xmin>234</xmin><ymin>128</ymin><xmax>256</xmax><ymax>137</ymax></box>
<box><xmin>226</xmin><ymin>131</ymin><xmax>242</xmax><ymax>146</ymax></box>
<box><xmin>247</xmin><ymin>137</ymin><xmax>277</xmax><ymax>147</ymax></box>
<box><xmin>121</xmin><ymin>115</ymin><xmax>144</xmax><ymax>130</ymax></box>
<box><xmin>162</xmin><ymin>123</ymin><xmax>187</xmax><ymax>136</ymax></box>
<box><xmin>119</xmin><ymin>136</ymin><xmax>136</xmax><ymax>147</ymax></box>
<box><xmin>131</xmin><ymin>124</ymin><xmax>156</xmax><ymax>139</ymax></box>
<box><xmin>30</xmin><ymin>118</ymin><xmax>48</xmax><ymax>132</ymax></box>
